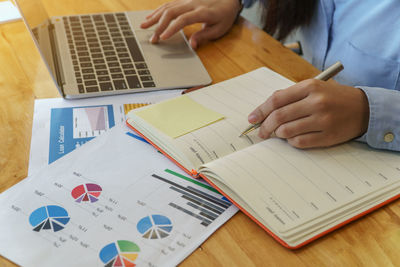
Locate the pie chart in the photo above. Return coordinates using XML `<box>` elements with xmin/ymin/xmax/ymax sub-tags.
<box><xmin>99</xmin><ymin>240</ymin><xmax>140</xmax><ymax>267</ymax></box>
<box><xmin>29</xmin><ymin>205</ymin><xmax>70</xmax><ymax>232</ymax></box>
<box><xmin>71</xmin><ymin>183</ymin><xmax>102</xmax><ymax>203</ymax></box>
<box><xmin>136</xmin><ymin>215</ymin><xmax>173</xmax><ymax>239</ymax></box>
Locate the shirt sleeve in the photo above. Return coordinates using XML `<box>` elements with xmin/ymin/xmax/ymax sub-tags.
<box><xmin>356</xmin><ymin>86</ymin><xmax>400</xmax><ymax>151</ymax></box>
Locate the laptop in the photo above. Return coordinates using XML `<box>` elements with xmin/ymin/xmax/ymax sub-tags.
<box><xmin>15</xmin><ymin>0</ymin><xmax>212</xmax><ymax>99</ymax></box>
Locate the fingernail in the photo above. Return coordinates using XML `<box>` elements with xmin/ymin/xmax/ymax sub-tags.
<box><xmin>248</xmin><ymin>114</ymin><xmax>258</xmax><ymax>123</ymax></box>
<box><xmin>190</xmin><ymin>39</ymin><xmax>197</xmax><ymax>49</ymax></box>
<box><xmin>150</xmin><ymin>34</ymin><xmax>157</xmax><ymax>43</ymax></box>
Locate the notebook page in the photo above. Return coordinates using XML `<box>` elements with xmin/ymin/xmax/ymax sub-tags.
<box><xmin>199</xmin><ymin>139</ymin><xmax>400</xmax><ymax>234</ymax></box>
<box><xmin>128</xmin><ymin>67</ymin><xmax>295</xmax><ymax>170</ymax></box>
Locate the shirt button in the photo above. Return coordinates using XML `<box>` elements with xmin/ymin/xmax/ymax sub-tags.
<box><xmin>384</xmin><ymin>132</ymin><xmax>395</xmax><ymax>143</ymax></box>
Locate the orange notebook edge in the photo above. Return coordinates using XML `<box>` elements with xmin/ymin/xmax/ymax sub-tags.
<box><xmin>125</xmin><ymin>120</ymin><xmax>400</xmax><ymax>249</ymax></box>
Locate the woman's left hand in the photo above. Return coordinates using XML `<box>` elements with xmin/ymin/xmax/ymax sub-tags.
<box><xmin>248</xmin><ymin>79</ymin><xmax>370</xmax><ymax>148</ymax></box>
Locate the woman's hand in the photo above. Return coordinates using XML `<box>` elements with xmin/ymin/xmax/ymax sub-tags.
<box><xmin>140</xmin><ymin>0</ymin><xmax>241</xmax><ymax>49</ymax></box>
<box><xmin>248</xmin><ymin>79</ymin><xmax>370</xmax><ymax>148</ymax></box>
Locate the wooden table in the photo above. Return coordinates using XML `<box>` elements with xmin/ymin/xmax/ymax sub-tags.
<box><xmin>1</xmin><ymin>0</ymin><xmax>399</xmax><ymax>266</ymax></box>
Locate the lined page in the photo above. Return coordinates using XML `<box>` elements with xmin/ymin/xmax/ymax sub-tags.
<box><xmin>128</xmin><ymin>67</ymin><xmax>295</xmax><ymax>170</ymax></box>
<box><xmin>199</xmin><ymin>139</ymin><xmax>400</xmax><ymax>234</ymax></box>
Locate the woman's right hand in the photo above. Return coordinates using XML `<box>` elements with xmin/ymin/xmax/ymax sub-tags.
<box><xmin>140</xmin><ymin>0</ymin><xmax>241</xmax><ymax>49</ymax></box>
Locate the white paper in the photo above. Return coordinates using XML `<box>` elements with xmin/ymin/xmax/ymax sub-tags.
<box><xmin>0</xmin><ymin>1</ymin><xmax>21</xmax><ymax>24</ymax></box>
<box><xmin>29</xmin><ymin>90</ymin><xmax>182</xmax><ymax>175</ymax></box>
<box><xmin>0</xmin><ymin>125</ymin><xmax>238</xmax><ymax>267</ymax></box>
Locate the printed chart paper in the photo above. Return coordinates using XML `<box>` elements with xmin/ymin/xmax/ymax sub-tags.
<box><xmin>29</xmin><ymin>90</ymin><xmax>181</xmax><ymax>175</ymax></box>
<box><xmin>0</xmin><ymin>125</ymin><xmax>238</xmax><ymax>267</ymax></box>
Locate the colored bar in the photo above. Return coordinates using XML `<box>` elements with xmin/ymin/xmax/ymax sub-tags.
<box><xmin>164</xmin><ymin>169</ymin><xmax>219</xmax><ymax>194</ymax></box>
<box><xmin>172</xmin><ymin>188</ymin><xmax>225</xmax><ymax>213</ymax></box>
<box><xmin>169</xmin><ymin>202</ymin><xmax>211</xmax><ymax>225</ymax></box>
<box><xmin>187</xmin><ymin>202</ymin><xmax>219</xmax><ymax>220</ymax></box>
<box><xmin>152</xmin><ymin>174</ymin><xmax>228</xmax><ymax>208</ymax></box>
<box><xmin>187</xmin><ymin>186</ymin><xmax>231</xmax><ymax>208</ymax></box>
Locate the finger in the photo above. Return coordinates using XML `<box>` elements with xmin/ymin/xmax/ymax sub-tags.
<box><xmin>274</xmin><ymin>115</ymin><xmax>321</xmax><ymax>139</ymax></box>
<box><xmin>189</xmin><ymin>23</ymin><xmax>227</xmax><ymax>48</ymax></box>
<box><xmin>151</xmin><ymin>5</ymin><xmax>195</xmax><ymax>43</ymax></box>
<box><xmin>257</xmin><ymin>98</ymin><xmax>313</xmax><ymax>139</ymax></box>
<box><xmin>159</xmin><ymin>9</ymin><xmax>212</xmax><ymax>40</ymax></box>
<box><xmin>141</xmin><ymin>3</ymin><xmax>173</xmax><ymax>28</ymax></box>
<box><xmin>248</xmin><ymin>79</ymin><xmax>316</xmax><ymax>124</ymax></box>
<box><xmin>287</xmin><ymin>131</ymin><xmax>329</xmax><ymax>149</ymax></box>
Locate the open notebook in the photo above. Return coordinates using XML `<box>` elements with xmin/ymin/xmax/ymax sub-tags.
<box><xmin>126</xmin><ymin>67</ymin><xmax>400</xmax><ymax>248</ymax></box>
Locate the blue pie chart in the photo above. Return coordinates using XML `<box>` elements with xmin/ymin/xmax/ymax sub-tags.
<box><xmin>29</xmin><ymin>205</ymin><xmax>70</xmax><ymax>232</ymax></box>
<box><xmin>136</xmin><ymin>215</ymin><xmax>173</xmax><ymax>239</ymax></box>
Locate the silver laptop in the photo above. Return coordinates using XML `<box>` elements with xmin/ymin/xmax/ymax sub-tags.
<box><xmin>15</xmin><ymin>0</ymin><xmax>212</xmax><ymax>99</ymax></box>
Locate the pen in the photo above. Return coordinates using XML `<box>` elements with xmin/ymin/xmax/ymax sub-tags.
<box><xmin>239</xmin><ymin>61</ymin><xmax>344</xmax><ymax>137</ymax></box>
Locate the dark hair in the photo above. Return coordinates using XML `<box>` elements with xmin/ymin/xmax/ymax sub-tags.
<box><xmin>260</xmin><ymin>0</ymin><xmax>317</xmax><ymax>41</ymax></box>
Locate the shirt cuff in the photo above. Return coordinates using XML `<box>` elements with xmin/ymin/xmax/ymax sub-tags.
<box><xmin>356</xmin><ymin>86</ymin><xmax>400</xmax><ymax>151</ymax></box>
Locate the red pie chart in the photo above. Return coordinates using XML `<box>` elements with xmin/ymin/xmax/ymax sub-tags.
<box><xmin>71</xmin><ymin>183</ymin><xmax>102</xmax><ymax>203</ymax></box>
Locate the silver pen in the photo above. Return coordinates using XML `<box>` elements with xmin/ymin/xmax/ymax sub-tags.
<box><xmin>239</xmin><ymin>61</ymin><xmax>344</xmax><ymax>137</ymax></box>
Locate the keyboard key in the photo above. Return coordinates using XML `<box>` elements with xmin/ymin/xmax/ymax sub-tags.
<box><xmin>90</xmin><ymin>48</ymin><xmax>102</xmax><ymax>53</ymax></box>
<box><xmin>97</xmin><ymin>70</ymin><xmax>108</xmax><ymax>76</ymax></box>
<box><xmin>122</xmin><ymin>63</ymin><xmax>134</xmax><ymax>69</ymax></box>
<box><xmin>124</xmin><ymin>69</ymin><xmax>136</xmax><ymax>75</ymax></box>
<box><xmin>76</xmin><ymin>46</ymin><xmax>88</xmax><ymax>51</ymax></box>
<box><xmin>110</xmin><ymin>68</ymin><xmax>122</xmax><ymax>73</ymax></box>
<box><xmin>123</xmin><ymin>31</ymin><xmax>134</xmax><ymax>37</ymax></box>
<box><xmin>86</xmin><ymin>86</ymin><xmax>99</xmax><ymax>92</ymax></box>
<box><xmin>105</xmin><ymin>51</ymin><xmax>116</xmax><ymax>56</ymax></box>
<box><xmin>113</xmin><ymin>80</ymin><xmax>128</xmax><ymax>90</ymax></box>
<box><xmin>93</xmin><ymin>59</ymin><xmax>105</xmax><ymax>64</ymax></box>
<box><xmin>75</xmin><ymin>72</ymin><xmax>81</xmax><ymax>77</ymax></box>
<box><xmin>92</xmin><ymin>53</ymin><xmax>103</xmax><ymax>58</ymax></box>
<box><xmin>78</xmin><ymin>84</ymin><xmax>85</xmax><ymax>93</ymax></box>
<box><xmin>106</xmin><ymin>56</ymin><xmax>118</xmax><ymax>61</ymax></box>
<box><xmin>82</xmin><ymin>68</ymin><xmax>94</xmax><ymax>73</ymax></box>
<box><xmin>105</xmin><ymin>14</ymin><xmax>116</xmax><ymax>23</ymax></box>
<box><xmin>95</xmin><ymin>64</ymin><xmax>107</xmax><ymax>70</ymax></box>
<box><xmin>93</xmin><ymin>15</ymin><xmax>103</xmax><ymax>21</ymax></box>
<box><xmin>103</xmin><ymin>46</ymin><xmax>113</xmax><ymax>50</ymax></box>
<box><xmin>114</xmin><ymin>42</ymin><xmax>125</xmax><ymax>47</ymax></box>
<box><xmin>120</xmin><ymin>58</ymin><xmax>131</xmax><ymax>63</ymax></box>
<box><xmin>111</xmin><ymin>73</ymin><xmax>123</xmax><ymax>79</ymax></box>
<box><xmin>135</xmin><ymin>62</ymin><xmax>147</xmax><ymax>69</ymax></box>
<box><xmin>78</xmin><ymin>52</ymin><xmax>89</xmax><ymax>57</ymax></box>
<box><xmin>108</xmin><ymin>62</ymin><xmax>119</xmax><ymax>67</ymax></box>
<box><xmin>74</xmin><ymin>66</ymin><xmax>79</xmax><ymax>71</ymax></box>
<box><xmin>118</xmin><ymin>53</ymin><xmax>129</xmax><ymax>58</ymax></box>
<box><xmin>138</xmin><ymin>69</ymin><xmax>150</xmax><ymax>75</ymax></box>
<box><xmin>100</xmin><ymin>82</ymin><xmax>113</xmax><ymax>91</ymax></box>
<box><xmin>85</xmin><ymin>80</ymin><xmax>98</xmax><ymax>86</ymax></box>
<box><xmin>69</xmin><ymin>16</ymin><xmax>79</xmax><ymax>21</ymax></box>
<box><xmin>126</xmin><ymin>75</ymin><xmax>141</xmax><ymax>88</ymax></box>
<box><xmin>98</xmin><ymin>76</ymin><xmax>110</xmax><ymax>81</ymax></box>
<box><xmin>126</xmin><ymin>37</ymin><xmax>144</xmax><ymax>61</ymax></box>
<box><xmin>116</xmin><ymin>47</ymin><xmax>127</xmax><ymax>53</ymax></box>
<box><xmin>140</xmin><ymin>76</ymin><xmax>153</xmax><ymax>81</ymax></box>
<box><xmin>80</xmin><ymin>62</ymin><xmax>92</xmax><ymax>68</ymax></box>
<box><xmin>76</xmin><ymin>78</ymin><xmax>82</xmax><ymax>83</ymax></box>
<box><xmin>143</xmin><ymin>81</ymin><xmax>156</xmax><ymax>88</ymax></box>
<box><xmin>83</xmin><ymin>74</ymin><xmax>95</xmax><ymax>80</ymax></box>
<box><xmin>79</xmin><ymin>57</ymin><xmax>90</xmax><ymax>62</ymax></box>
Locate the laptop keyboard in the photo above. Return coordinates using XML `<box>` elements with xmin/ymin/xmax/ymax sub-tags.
<box><xmin>63</xmin><ymin>13</ymin><xmax>156</xmax><ymax>94</ymax></box>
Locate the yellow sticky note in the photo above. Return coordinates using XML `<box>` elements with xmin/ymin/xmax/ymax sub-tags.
<box><xmin>135</xmin><ymin>95</ymin><xmax>224</xmax><ymax>138</ymax></box>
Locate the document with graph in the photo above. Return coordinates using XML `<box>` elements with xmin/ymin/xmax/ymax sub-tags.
<box><xmin>126</xmin><ymin>67</ymin><xmax>400</xmax><ymax>248</ymax></box>
<box><xmin>29</xmin><ymin>90</ymin><xmax>181</xmax><ymax>175</ymax></box>
<box><xmin>0</xmin><ymin>125</ymin><xmax>238</xmax><ymax>267</ymax></box>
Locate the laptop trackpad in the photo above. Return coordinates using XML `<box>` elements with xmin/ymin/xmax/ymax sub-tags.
<box><xmin>135</xmin><ymin>30</ymin><xmax>209</xmax><ymax>88</ymax></box>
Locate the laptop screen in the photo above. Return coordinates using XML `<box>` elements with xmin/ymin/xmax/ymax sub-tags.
<box><xmin>15</xmin><ymin>0</ymin><xmax>51</xmax><ymax>38</ymax></box>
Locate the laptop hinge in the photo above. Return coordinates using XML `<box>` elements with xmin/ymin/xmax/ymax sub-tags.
<box><xmin>48</xmin><ymin>23</ymin><xmax>66</xmax><ymax>96</ymax></box>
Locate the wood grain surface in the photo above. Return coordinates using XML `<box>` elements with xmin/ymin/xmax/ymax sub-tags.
<box><xmin>0</xmin><ymin>1</ymin><xmax>399</xmax><ymax>267</ymax></box>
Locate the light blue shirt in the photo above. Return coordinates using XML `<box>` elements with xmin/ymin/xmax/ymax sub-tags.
<box><xmin>296</xmin><ymin>0</ymin><xmax>400</xmax><ymax>151</ymax></box>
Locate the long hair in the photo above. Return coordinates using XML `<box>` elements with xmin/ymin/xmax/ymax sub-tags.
<box><xmin>260</xmin><ymin>0</ymin><xmax>317</xmax><ymax>41</ymax></box>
